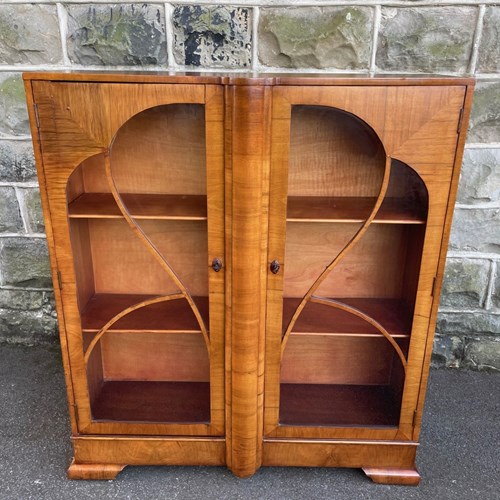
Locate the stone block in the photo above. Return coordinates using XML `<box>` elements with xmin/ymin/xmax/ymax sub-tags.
<box><xmin>67</xmin><ymin>4</ymin><xmax>166</xmax><ymax>65</ymax></box>
<box><xmin>493</xmin><ymin>267</ymin><xmax>500</xmax><ymax>309</ymax></box>
<box><xmin>173</xmin><ymin>5</ymin><xmax>251</xmax><ymax>68</ymax></box>
<box><xmin>431</xmin><ymin>334</ymin><xmax>464</xmax><ymax>369</ymax></box>
<box><xmin>0</xmin><ymin>141</ymin><xmax>36</xmax><ymax>183</ymax></box>
<box><xmin>437</xmin><ymin>311</ymin><xmax>500</xmax><ymax>335</ymax></box>
<box><xmin>0</xmin><ymin>187</ymin><xmax>23</xmax><ymax>233</ymax></box>
<box><xmin>449</xmin><ymin>207</ymin><xmax>500</xmax><ymax>254</ymax></box>
<box><xmin>0</xmin><ymin>290</ymin><xmax>56</xmax><ymax>343</ymax></box>
<box><xmin>458</xmin><ymin>149</ymin><xmax>500</xmax><ymax>204</ymax></box>
<box><xmin>440</xmin><ymin>258</ymin><xmax>490</xmax><ymax>309</ymax></box>
<box><xmin>0</xmin><ymin>289</ymin><xmax>44</xmax><ymax>311</ymax></box>
<box><xmin>258</xmin><ymin>7</ymin><xmax>372</xmax><ymax>70</ymax></box>
<box><xmin>0</xmin><ymin>307</ymin><xmax>58</xmax><ymax>343</ymax></box>
<box><xmin>21</xmin><ymin>188</ymin><xmax>44</xmax><ymax>233</ymax></box>
<box><xmin>0</xmin><ymin>4</ymin><xmax>62</xmax><ymax>64</ymax></box>
<box><xmin>376</xmin><ymin>7</ymin><xmax>476</xmax><ymax>73</ymax></box>
<box><xmin>463</xmin><ymin>337</ymin><xmax>500</xmax><ymax>372</ymax></box>
<box><xmin>0</xmin><ymin>238</ymin><xmax>51</xmax><ymax>288</ymax></box>
<box><xmin>468</xmin><ymin>82</ymin><xmax>500</xmax><ymax>144</ymax></box>
<box><xmin>0</xmin><ymin>73</ymin><xmax>30</xmax><ymax>137</ymax></box>
<box><xmin>477</xmin><ymin>7</ymin><xmax>500</xmax><ymax>73</ymax></box>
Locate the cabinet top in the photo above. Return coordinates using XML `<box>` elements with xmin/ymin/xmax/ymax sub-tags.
<box><xmin>23</xmin><ymin>70</ymin><xmax>474</xmax><ymax>87</ymax></box>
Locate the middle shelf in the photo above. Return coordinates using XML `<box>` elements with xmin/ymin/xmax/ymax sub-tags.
<box><xmin>81</xmin><ymin>294</ymin><xmax>209</xmax><ymax>333</ymax></box>
<box><xmin>282</xmin><ymin>297</ymin><xmax>412</xmax><ymax>338</ymax></box>
<box><xmin>79</xmin><ymin>293</ymin><xmax>411</xmax><ymax>338</ymax></box>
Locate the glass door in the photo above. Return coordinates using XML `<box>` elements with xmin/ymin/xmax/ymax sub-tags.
<box><xmin>265</xmin><ymin>87</ymin><xmax>428</xmax><ymax>440</ymax></box>
<box><xmin>62</xmin><ymin>83</ymin><xmax>225</xmax><ymax>436</ymax></box>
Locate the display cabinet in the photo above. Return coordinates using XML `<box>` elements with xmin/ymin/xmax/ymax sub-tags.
<box><xmin>24</xmin><ymin>72</ymin><xmax>473</xmax><ymax>484</ymax></box>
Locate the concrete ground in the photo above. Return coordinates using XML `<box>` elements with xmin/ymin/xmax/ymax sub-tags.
<box><xmin>0</xmin><ymin>344</ymin><xmax>498</xmax><ymax>500</ymax></box>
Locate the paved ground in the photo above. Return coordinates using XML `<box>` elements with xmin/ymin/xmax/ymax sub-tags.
<box><xmin>0</xmin><ymin>344</ymin><xmax>498</xmax><ymax>500</ymax></box>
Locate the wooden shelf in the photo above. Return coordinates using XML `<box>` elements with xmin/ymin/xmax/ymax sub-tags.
<box><xmin>287</xmin><ymin>196</ymin><xmax>425</xmax><ymax>224</ymax></box>
<box><xmin>81</xmin><ymin>294</ymin><xmax>209</xmax><ymax>333</ymax></box>
<box><xmin>280</xmin><ymin>384</ymin><xmax>400</xmax><ymax>427</ymax></box>
<box><xmin>282</xmin><ymin>297</ymin><xmax>412</xmax><ymax>338</ymax></box>
<box><xmin>92</xmin><ymin>381</ymin><xmax>210</xmax><ymax>423</ymax></box>
<box><xmin>68</xmin><ymin>193</ymin><xmax>207</xmax><ymax>220</ymax></box>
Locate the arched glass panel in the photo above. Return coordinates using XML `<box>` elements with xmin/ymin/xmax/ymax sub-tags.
<box><xmin>280</xmin><ymin>106</ymin><xmax>428</xmax><ymax>427</ymax></box>
<box><xmin>67</xmin><ymin>104</ymin><xmax>211</xmax><ymax>424</ymax></box>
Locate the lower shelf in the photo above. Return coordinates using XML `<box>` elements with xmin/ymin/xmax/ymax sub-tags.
<box><xmin>92</xmin><ymin>381</ymin><xmax>210</xmax><ymax>424</ymax></box>
<box><xmin>279</xmin><ymin>384</ymin><xmax>400</xmax><ymax>427</ymax></box>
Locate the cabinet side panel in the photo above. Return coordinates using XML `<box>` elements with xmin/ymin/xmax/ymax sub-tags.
<box><xmin>412</xmin><ymin>84</ymin><xmax>474</xmax><ymax>440</ymax></box>
<box><xmin>228</xmin><ymin>85</ymin><xmax>271</xmax><ymax>477</ymax></box>
<box><xmin>23</xmin><ymin>79</ymin><xmax>79</xmax><ymax>435</ymax></box>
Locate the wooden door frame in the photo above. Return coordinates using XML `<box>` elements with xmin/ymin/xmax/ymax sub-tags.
<box><xmin>30</xmin><ymin>80</ymin><xmax>226</xmax><ymax>437</ymax></box>
<box><xmin>263</xmin><ymin>84</ymin><xmax>467</xmax><ymax>441</ymax></box>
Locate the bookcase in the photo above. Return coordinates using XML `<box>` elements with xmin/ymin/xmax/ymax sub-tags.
<box><xmin>24</xmin><ymin>72</ymin><xmax>473</xmax><ymax>484</ymax></box>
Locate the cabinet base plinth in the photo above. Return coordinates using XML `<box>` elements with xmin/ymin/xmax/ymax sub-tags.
<box><xmin>67</xmin><ymin>460</ymin><xmax>126</xmax><ymax>480</ymax></box>
<box><xmin>362</xmin><ymin>467</ymin><xmax>420</xmax><ymax>486</ymax></box>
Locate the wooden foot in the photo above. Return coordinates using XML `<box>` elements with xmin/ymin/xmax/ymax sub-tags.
<box><xmin>362</xmin><ymin>467</ymin><xmax>420</xmax><ymax>486</ymax></box>
<box><xmin>67</xmin><ymin>459</ymin><xmax>126</xmax><ymax>480</ymax></box>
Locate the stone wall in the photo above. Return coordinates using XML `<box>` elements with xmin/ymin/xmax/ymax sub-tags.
<box><xmin>0</xmin><ymin>1</ymin><xmax>498</xmax><ymax>370</ymax></box>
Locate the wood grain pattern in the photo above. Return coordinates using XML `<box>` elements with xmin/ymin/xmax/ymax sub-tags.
<box><xmin>282</xmin><ymin>297</ymin><xmax>411</xmax><ymax>336</ymax></box>
<box><xmin>226</xmin><ymin>85</ymin><xmax>271</xmax><ymax>477</ymax></box>
<box><xmin>92</xmin><ymin>381</ymin><xmax>210</xmax><ymax>423</ymax></box>
<box><xmin>411</xmin><ymin>84</ymin><xmax>475</xmax><ymax>443</ymax></box>
<box><xmin>281</xmin><ymin>335</ymin><xmax>407</xmax><ymax>385</ymax></box>
<box><xmin>81</xmin><ymin>294</ymin><xmax>209</xmax><ymax>333</ymax></box>
<box><xmin>308</xmin><ymin>297</ymin><xmax>408</xmax><ymax>371</ymax></box>
<box><xmin>104</xmin><ymin>152</ymin><xmax>209</xmax><ymax>346</ymax></box>
<box><xmin>100</xmin><ymin>332</ymin><xmax>210</xmax><ymax>381</ymax></box>
<box><xmin>363</xmin><ymin>467</ymin><xmax>421</xmax><ymax>486</ymax></box>
<box><xmin>262</xmin><ymin>439</ymin><xmax>418</xmax><ymax>469</ymax></box>
<box><xmin>30</xmin><ymin>79</ymin><xmax>226</xmax><ymax>441</ymax></box>
<box><xmin>69</xmin><ymin>193</ymin><xmax>207</xmax><ymax>220</ymax></box>
<box><xmin>287</xmin><ymin>196</ymin><xmax>425</xmax><ymax>223</ymax></box>
<box><xmin>72</xmin><ymin>436</ymin><xmax>226</xmax><ymax>465</ymax></box>
<box><xmin>263</xmin><ymin>80</ymin><xmax>472</xmax><ymax>456</ymax></box>
<box><xmin>23</xmin><ymin>70</ymin><xmax>473</xmax><ymax>86</ymax></box>
<box><xmin>24</xmin><ymin>71</ymin><xmax>473</xmax><ymax>483</ymax></box>
<box><xmin>67</xmin><ymin>460</ymin><xmax>125</xmax><ymax>480</ymax></box>
<box><xmin>280</xmin><ymin>384</ymin><xmax>400</xmax><ymax>426</ymax></box>
<box><xmin>24</xmin><ymin>79</ymin><xmax>80</xmax><ymax>436</ymax></box>
<box><xmin>83</xmin><ymin>294</ymin><xmax>186</xmax><ymax>364</ymax></box>
<box><xmin>281</xmin><ymin>156</ymin><xmax>392</xmax><ymax>354</ymax></box>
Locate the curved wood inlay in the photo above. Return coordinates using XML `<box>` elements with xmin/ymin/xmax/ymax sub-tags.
<box><xmin>84</xmin><ymin>293</ymin><xmax>185</xmax><ymax>364</ymax></box>
<box><xmin>281</xmin><ymin>156</ymin><xmax>392</xmax><ymax>355</ymax></box>
<box><xmin>309</xmin><ymin>296</ymin><xmax>407</xmax><ymax>371</ymax></box>
<box><xmin>103</xmin><ymin>150</ymin><xmax>210</xmax><ymax>346</ymax></box>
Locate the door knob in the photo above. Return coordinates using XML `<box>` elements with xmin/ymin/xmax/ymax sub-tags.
<box><xmin>211</xmin><ymin>257</ymin><xmax>223</xmax><ymax>272</ymax></box>
<box><xmin>270</xmin><ymin>260</ymin><xmax>280</xmax><ymax>274</ymax></box>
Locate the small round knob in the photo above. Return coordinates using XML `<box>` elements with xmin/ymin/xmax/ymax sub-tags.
<box><xmin>270</xmin><ymin>260</ymin><xmax>280</xmax><ymax>274</ymax></box>
<box><xmin>211</xmin><ymin>257</ymin><xmax>223</xmax><ymax>272</ymax></box>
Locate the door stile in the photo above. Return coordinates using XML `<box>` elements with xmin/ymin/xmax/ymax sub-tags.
<box><xmin>205</xmin><ymin>85</ymin><xmax>226</xmax><ymax>436</ymax></box>
<box><xmin>264</xmin><ymin>88</ymin><xmax>292</xmax><ymax>437</ymax></box>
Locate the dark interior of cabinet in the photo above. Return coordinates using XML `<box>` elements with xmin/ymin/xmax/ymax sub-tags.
<box><xmin>68</xmin><ymin>104</ymin><xmax>211</xmax><ymax>424</ymax></box>
<box><xmin>279</xmin><ymin>105</ymin><xmax>428</xmax><ymax>428</ymax></box>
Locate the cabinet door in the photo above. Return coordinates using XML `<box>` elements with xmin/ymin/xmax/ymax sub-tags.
<box><xmin>33</xmin><ymin>81</ymin><xmax>225</xmax><ymax>436</ymax></box>
<box><xmin>265</xmin><ymin>85</ymin><xmax>465</xmax><ymax>440</ymax></box>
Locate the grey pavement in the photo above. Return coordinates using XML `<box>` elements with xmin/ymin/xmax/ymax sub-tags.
<box><xmin>0</xmin><ymin>344</ymin><xmax>498</xmax><ymax>500</ymax></box>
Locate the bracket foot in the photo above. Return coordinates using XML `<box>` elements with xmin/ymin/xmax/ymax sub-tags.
<box><xmin>362</xmin><ymin>466</ymin><xmax>420</xmax><ymax>486</ymax></box>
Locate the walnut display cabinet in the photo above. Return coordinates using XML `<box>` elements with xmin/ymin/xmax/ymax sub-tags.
<box><xmin>24</xmin><ymin>71</ymin><xmax>473</xmax><ymax>484</ymax></box>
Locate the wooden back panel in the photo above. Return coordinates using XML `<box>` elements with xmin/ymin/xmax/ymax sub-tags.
<box><xmin>79</xmin><ymin>105</ymin><xmax>207</xmax><ymax>195</ymax></box>
<box><xmin>288</xmin><ymin>105</ymin><xmax>385</xmax><ymax>198</ymax></box>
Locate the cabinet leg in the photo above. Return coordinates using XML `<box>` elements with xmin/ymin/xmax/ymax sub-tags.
<box><xmin>362</xmin><ymin>466</ymin><xmax>420</xmax><ymax>486</ymax></box>
<box><xmin>67</xmin><ymin>459</ymin><xmax>126</xmax><ymax>480</ymax></box>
